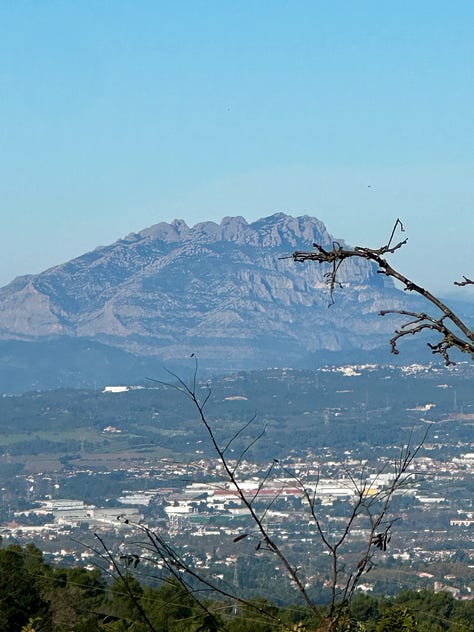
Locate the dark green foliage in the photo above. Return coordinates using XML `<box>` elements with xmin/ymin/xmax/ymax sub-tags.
<box><xmin>349</xmin><ymin>594</ymin><xmax>380</xmax><ymax>623</ymax></box>
<box><xmin>140</xmin><ymin>580</ymin><xmax>198</xmax><ymax>631</ymax></box>
<box><xmin>106</xmin><ymin>573</ymin><xmax>149</xmax><ymax>631</ymax></box>
<box><xmin>0</xmin><ymin>543</ymin><xmax>51</xmax><ymax>631</ymax></box>
<box><xmin>391</xmin><ymin>589</ymin><xmax>471</xmax><ymax>631</ymax></box>
<box><xmin>0</xmin><ymin>542</ymin><xmax>108</xmax><ymax>632</ymax></box>
<box><xmin>47</xmin><ymin>566</ymin><xmax>106</xmax><ymax>631</ymax></box>
<box><xmin>0</xmin><ymin>543</ymin><xmax>473</xmax><ymax>631</ymax></box>
<box><xmin>375</xmin><ymin>605</ymin><xmax>417</xmax><ymax>631</ymax></box>
<box><xmin>105</xmin><ymin>577</ymin><xmax>222</xmax><ymax>632</ymax></box>
<box><xmin>225</xmin><ymin>600</ymin><xmax>277</xmax><ymax>632</ymax></box>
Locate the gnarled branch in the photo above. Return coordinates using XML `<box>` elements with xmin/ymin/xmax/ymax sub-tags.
<box><xmin>292</xmin><ymin>219</ymin><xmax>474</xmax><ymax>364</ymax></box>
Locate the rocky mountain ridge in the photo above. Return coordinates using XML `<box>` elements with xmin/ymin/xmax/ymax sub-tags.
<box><xmin>0</xmin><ymin>213</ymin><xmax>417</xmax><ymax>388</ymax></box>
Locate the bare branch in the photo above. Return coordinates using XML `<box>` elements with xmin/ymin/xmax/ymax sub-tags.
<box><xmin>141</xmin><ymin>360</ymin><xmax>428</xmax><ymax>630</ymax></box>
<box><xmin>114</xmin><ymin>517</ymin><xmax>281</xmax><ymax>627</ymax></box>
<box><xmin>221</xmin><ymin>413</ymin><xmax>257</xmax><ymax>455</ymax></box>
<box><xmin>149</xmin><ymin>364</ymin><xmax>318</xmax><ymax>612</ymax></box>
<box><xmin>292</xmin><ymin>219</ymin><xmax>474</xmax><ymax>364</ymax></box>
<box><xmin>95</xmin><ymin>533</ymin><xmax>159</xmax><ymax>632</ymax></box>
<box><xmin>454</xmin><ymin>276</ymin><xmax>474</xmax><ymax>287</ymax></box>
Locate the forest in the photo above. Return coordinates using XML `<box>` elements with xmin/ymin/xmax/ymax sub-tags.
<box><xmin>2</xmin><ymin>542</ymin><xmax>473</xmax><ymax>632</ymax></box>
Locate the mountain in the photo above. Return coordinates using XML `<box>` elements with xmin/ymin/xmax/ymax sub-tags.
<box><xmin>0</xmin><ymin>213</ymin><xmax>420</xmax><ymax>391</ymax></box>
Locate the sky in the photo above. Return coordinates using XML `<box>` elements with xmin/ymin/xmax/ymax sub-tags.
<box><xmin>0</xmin><ymin>1</ymin><xmax>473</xmax><ymax>294</ymax></box>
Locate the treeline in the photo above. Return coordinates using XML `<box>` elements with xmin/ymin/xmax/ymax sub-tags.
<box><xmin>2</xmin><ymin>543</ymin><xmax>473</xmax><ymax>631</ymax></box>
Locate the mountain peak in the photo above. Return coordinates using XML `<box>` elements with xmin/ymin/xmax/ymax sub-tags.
<box><xmin>0</xmin><ymin>212</ymin><xmax>413</xmax><ymax>387</ymax></box>
<box><xmin>135</xmin><ymin>212</ymin><xmax>332</xmax><ymax>250</ymax></box>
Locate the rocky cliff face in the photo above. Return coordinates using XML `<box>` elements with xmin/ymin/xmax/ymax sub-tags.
<box><xmin>0</xmin><ymin>213</ymin><xmax>414</xmax><ymax>375</ymax></box>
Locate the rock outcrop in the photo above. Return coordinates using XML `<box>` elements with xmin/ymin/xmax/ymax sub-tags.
<box><xmin>0</xmin><ymin>213</ymin><xmax>415</xmax><ymax>379</ymax></box>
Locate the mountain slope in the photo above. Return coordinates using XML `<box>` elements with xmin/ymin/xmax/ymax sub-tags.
<box><xmin>0</xmin><ymin>213</ymin><xmax>416</xmax><ymax>383</ymax></box>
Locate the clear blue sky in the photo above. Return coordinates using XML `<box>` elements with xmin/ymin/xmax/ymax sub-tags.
<box><xmin>1</xmin><ymin>1</ymin><xmax>473</xmax><ymax>293</ymax></box>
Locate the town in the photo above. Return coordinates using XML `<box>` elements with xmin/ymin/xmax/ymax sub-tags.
<box><xmin>0</xmin><ymin>362</ymin><xmax>473</xmax><ymax>604</ymax></box>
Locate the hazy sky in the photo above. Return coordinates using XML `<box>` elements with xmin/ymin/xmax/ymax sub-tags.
<box><xmin>1</xmin><ymin>2</ymin><xmax>473</xmax><ymax>293</ymax></box>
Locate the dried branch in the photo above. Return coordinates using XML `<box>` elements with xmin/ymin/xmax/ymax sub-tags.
<box><xmin>291</xmin><ymin>219</ymin><xmax>474</xmax><ymax>364</ymax></box>
<box><xmin>111</xmin><ymin>517</ymin><xmax>281</xmax><ymax>629</ymax></box>
<box><xmin>95</xmin><ymin>533</ymin><xmax>159</xmax><ymax>632</ymax></box>
<box><xmin>454</xmin><ymin>276</ymin><xmax>474</xmax><ymax>287</ymax></box>
<box><xmin>148</xmin><ymin>359</ymin><xmax>317</xmax><ymax>612</ymax></box>
<box><xmin>139</xmin><ymin>360</ymin><xmax>427</xmax><ymax>631</ymax></box>
<box><xmin>279</xmin><ymin>427</ymin><xmax>427</xmax><ymax>629</ymax></box>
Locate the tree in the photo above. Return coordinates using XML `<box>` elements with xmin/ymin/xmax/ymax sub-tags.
<box><xmin>0</xmin><ymin>543</ymin><xmax>51</xmax><ymax>632</ymax></box>
<box><xmin>375</xmin><ymin>605</ymin><xmax>416</xmax><ymax>632</ymax></box>
<box><xmin>46</xmin><ymin>566</ymin><xmax>106</xmax><ymax>632</ymax></box>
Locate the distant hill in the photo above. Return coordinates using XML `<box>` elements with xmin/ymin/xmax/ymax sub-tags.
<box><xmin>0</xmin><ymin>213</ymin><xmax>429</xmax><ymax>391</ymax></box>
